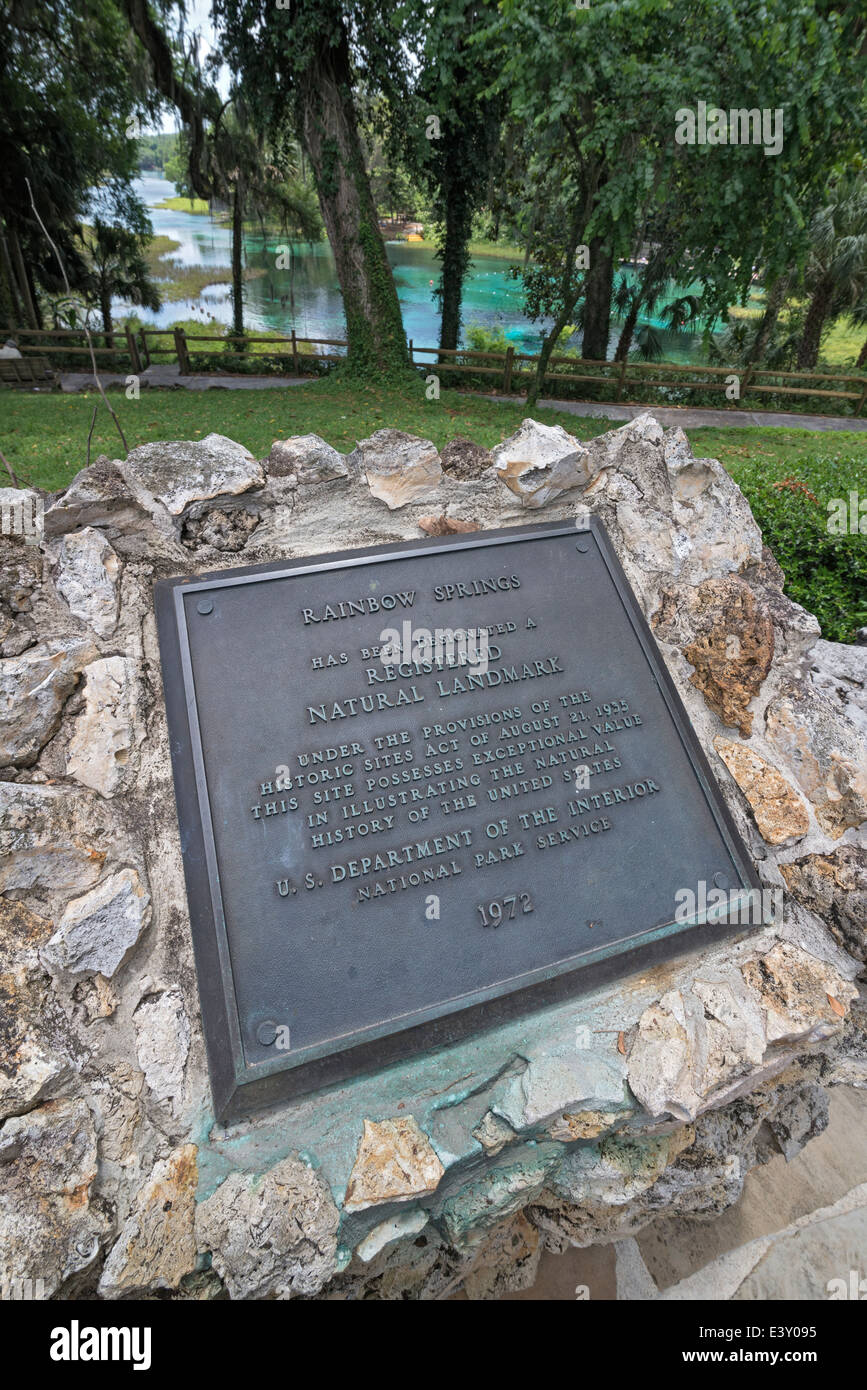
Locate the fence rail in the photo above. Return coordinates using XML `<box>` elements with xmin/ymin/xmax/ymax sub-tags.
<box><xmin>6</xmin><ymin>326</ymin><xmax>866</xmax><ymax>414</ymax></box>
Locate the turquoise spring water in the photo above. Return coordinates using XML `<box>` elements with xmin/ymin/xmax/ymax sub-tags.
<box><xmin>123</xmin><ymin>175</ymin><xmax>724</xmax><ymax>362</ymax></box>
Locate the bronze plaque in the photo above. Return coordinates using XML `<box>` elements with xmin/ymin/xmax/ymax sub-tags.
<box><xmin>155</xmin><ymin>520</ymin><xmax>760</xmax><ymax>1119</ymax></box>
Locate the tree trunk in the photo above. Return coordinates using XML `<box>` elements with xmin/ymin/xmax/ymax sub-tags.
<box><xmin>797</xmin><ymin>277</ymin><xmax>834</xmax><ymax>371</ymax></box>
<box><xmin>526</xmin><ymin>309</ymin><xmax>572</xmax><ymax>408</ymax></box>
<box><xmin>8</xmin><ymin>227</ymin><xmax>38</xmax><ymax>329</ymax></box>
<box><xmin>100</xmin><ymin>283</ymin><xmax>114</xmax><ymax>349</ymax></box>
<box><xmin>231</xmin><ymin>181</ymin><xmax>244</xmax><ymax>340</ymax></box>
<box><xmin>747</xmin><ymin>272</ymin><xmax>790</xmax><ymax>365</ymax></box>
<box><xmin>614</xmin><ymin>295</ymin><xmax>642</xmax><ymax>362</ymax></box>
<box><xmin>526</xmin><ymin>212</ymin><xmax>586</xmax><ymax>407</ymax></box>
<box><xmin>438</xmin><ymin>167</ymin><xmax>473</xmax><ymax>355</ymax></box>
<box><xmin>297</xmin><ymin>24</ymin><xmax>407</xmax><ymax>375</ymax></box>
<box><xmin>580</xmin><ymin>238</ymin><xmax>613</xmax><ymax>360</ymax></box>
<box><xmin>0</xmin><ymin>231</ymin><xmax>23</xmax><ymax>330</ymax></box>
<box><xmin>856</xmin><ymin>335</ymin><xmax>867</xmax><ymax>369</ymax></box>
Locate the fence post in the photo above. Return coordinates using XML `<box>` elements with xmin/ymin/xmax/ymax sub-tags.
<box><xmin>616</xmin><ymin>356</ymin><xmax>628</xmax><ymax>401</ymax></box>
<box><xmin>408</xmin><ymin>338</ymin><xmax>413</xmax><ymax>365</ymax></box>
<box><xmin>139</xmin><ymin>328</ymin><xmax>150</xmax><ymax>369</ymax></box>
<box><xmin>125</xmin><ymin>326</ymin><xmax>142</xmax><ymax>375</ymax></box>
<box><xmin>174</xmin><ymin>326</ymin><xmax>190</xmax><ymax>375</ymax></box>
<box><xmin>855</xmin><ymin>380</ymin><xmax>867</xmax><ymax>418</ymax></box>
<box><xmin>740</xmin><ymin>367</ymin><xmax>755</xmax><ymax>402</ymax></box>
<box><xmin>503</xmin><ymin>345</ymin><xmax>514</xmax><ymax>394</ymax></box>
<box><xmin>291</xmin><ymin>329</ymin><xmax>299</xmax><ymax>374</ymax></box>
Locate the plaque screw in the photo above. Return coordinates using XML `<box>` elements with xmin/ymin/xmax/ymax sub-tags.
<box><xmin>196</xmin><ymin>598</ymin><xmax>214</xmax><ymax>615</ymax></box>
<box><xmin>256</xmin><ymin>1020</ymin><xmax>278</xmax><ymax>1046</ymax></box>
<box><xmin>713</xmin><ymin>872</ymin><xmax>729</xmax><ymax>889</ymax></box>
<box><xmin>575</xmin><ymin>541</ymin><xmax>589</xmax><ymax>553</ymax></box>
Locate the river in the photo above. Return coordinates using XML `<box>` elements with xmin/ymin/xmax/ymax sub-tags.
<box><xmin>121</xmin><ymin>175</ymin><xmax>716</xmax><ymax>362</ymax></box>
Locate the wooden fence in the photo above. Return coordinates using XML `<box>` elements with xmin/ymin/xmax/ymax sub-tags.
<box><xmin>6</xmin><ymin>325</ymin><xmax>866</xmax><ymax>415</ymax></box>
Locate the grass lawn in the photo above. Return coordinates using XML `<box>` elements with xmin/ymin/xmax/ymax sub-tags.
<box><xmin>153</xmin><ymin>196</ymin><xmax>213</xmax><ymax>215</ymax></box>
<box><xmin>410</xmin><ymin>237</ymin><xmax>524</xmax><ymax>261</ymax></box>
<box><xmin>2</xmin><ymin>378</ymin><xmax>864</xmax><ymax>640</ymax></box>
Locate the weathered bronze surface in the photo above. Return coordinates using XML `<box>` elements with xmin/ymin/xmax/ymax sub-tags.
<box><xmin>155</xmin><ymin>519</ymin><xmax>760</xmax><ymax>1119</ymax></box>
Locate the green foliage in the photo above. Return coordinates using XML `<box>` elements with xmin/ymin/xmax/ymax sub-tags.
<box><xmin>477</xmin><ymin>0</ymin><xmax>867</xmax><ymax>389</ymax></box>
<box><xmin>725</xmin><ymin>450</ymin><xmax>867</xmax><ymax>642</ymax></box>
<box><xmin>79</xmin><ymin>181</ymin><xmax>160</xmax><ymax>330</ymax></box>
<box><xmin>0</xmin><ymin>0</ymin><xmax>157</xmax><ymax>321</ymax></box>
<box><xmin>137</xmin><ymin>132</ymin><xmax>180</xmax><ymax>175</ymax></box>
<box><xmin>464</xmin><ymin>323</ymin><xmax>511</xmax><ymax>353</ymax></box>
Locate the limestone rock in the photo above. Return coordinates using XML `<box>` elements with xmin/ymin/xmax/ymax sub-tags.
<box><xmin>0</xmin><ymin>898</ymin><xmax>73</xmax><ymax>1120</ymax></box>
<box><xmin>0</xmin><ymin>782</ymin><xmax>111</xmax><ymax>900</ymax></box>
<box><xmin>531</xmin><ymin>1066</ymin><xmax>823</xmax><ymax>1251</ymax></box>
<box><xmin>765</xmin><ymin>679</ymin><xmax>867</xmax><ymax>839</ymax></box>
<box><xmin>267</xmin><ymin>434</ymin><xmax>348</xmax><ymax>484</ymax></box>
<box><xmin>583</xmin><ymin>419</ymin><xmax>764</xmax><ymax>610</ymax></box>
<box><xmin>765</xmin><ymin>1081</ymin><xmax>829</xmax><ymax>1160</ymax></box>
<box><xmin>497</xmin><ymin>1048</ymin><xmax>628</xmax><ymax>1132</ymax></box>
<box><xmin>195</xmin><ymin>1157</ymin><xmax>339</xmax><ymax>1298</ymax></box>
<box><xmin>344</xmin><ymin>1116</ymin><xmax>445</xmax><ymax>1212</ymax></box>
<box><xmin>627</xmin><ymin>946</ymin><xmax>854</xmax><ymax>1122</ymax></box>
<box><xmin>714</xmin><ymin>738</ymin><xmax>810</xmax><ymax>845</ymax></box>
<box><xmin>547</xmin><ymin>1109</ymin><xmax>627</xmax><ymax>1142</ymax></box>
<box><xmin>0</xmin><ymin>1099</ymin><xmax>105</xmax><ymax>1298</ymax></box>
<box><xmin>435</xmin><ymin>1143</ymin><xmax>562</xmax><ymax>1244</ymax></box>
<box><xmin>628</xmin><ymin>973</ymin><xmax>765</xmax><ymax>1121</ymax></box>
<box><xmin>91</xmin><ymin>1064</ymin><xmax>145</xmax><ymax>1167</ymax></box>
<box><xmin>42</xmin><ymin>868</ymin><xmax>150</xmax><ymax>980</ymax></box>
<box><xmin>809</xmin><ymin>638</ymin><xmax>867</xmax><ymax>720</ymax></box>
<box><xmin>2</xmin><ymin>416</ymin><xmax>864</xmax><ymax>1302</ymax></box>
<box><xmin>180</xmin><ymin>506</ymin><xmax>259</xmax><ymax>552</ymax></box>
<box><xmin>118</xmin><ymin>434</ymin><xmax>264</xmax><ymax>517</ymax></box>
<box><xmin>99</xmin><ymin>1145</ymin><xmax>198</xmax><ymax>1296</ymax></box>
<box><xmin>357</xmin><ymin>1208</ymin><xmax>429</xmax><ymax>1263</ymax></box>
<box><xmin>348</xmin><ymin>429</ymin><xmax>442</xmax><ymax>510</ymax></box>
<box><xmin>133</xmin><ymin>989</ymin><xmax>190</xmax><ymax>1116</ymax></box>
<box><xmin>0</xmin><ymin>635</ymin><xmax>97</xmax><ymax>768</ymax></box>
<box><xmin>0</xmin><ymin>542</ymin><xmax>40</xmax><ymax>657</ymax></box>
<box><xmin>460</xmin><ymin>1212</ymin><xmax>541</xmax><ymax>1299</ymax></box>
<box><xmin>417</xmin><ymin>514</ymin><xmax>480</xmax><ymax>535</ymax></box>
<box><xmin>553</xmin><ymin>1129</ymin><xmax>695</xmax><ymax>1209</ymax></box>
<box><xmin>44</xmin><ymin>456</ymin><xmax>144</xmax><ymax>538</ymax></box>
<box><xmin>67</xmin><ymin>656</ymin><xmax>142</xmax><ymax>796</ymax></box>
<box><xmin>491</xmin><ymin>418</ymin><xmax>593</xmax><ymax>508</ymax></box>
<box><xmin>780</xmin><ymin>847</ymin><xmax>867</xmax><ymax>963</ymax></box>
<box><xmin>472</xmin><ymin>1111</ymin><xmax>518</xmax><ymax>1156</ymax></box>
<box><xmin>741</xmin><ymin>940</ymin><xmax>856</xmax><ymax>1045</ymax></box>
<box><xmin>55</xmin><ymin>527</ymin><xmax>119</xmax><ymax>636</ymax></box>
<box><xmin>440</xmin><ymin>436</ymin><xmax>492</xmax><ymax>479</ymax></box>
<box><xmin>653</xmin><ymin>576</ymin><xmax>774</xmax><ymax>735</ymax></box>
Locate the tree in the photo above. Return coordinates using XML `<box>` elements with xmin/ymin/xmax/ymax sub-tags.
<box><xmin>796</xmin><ymin>172</ymin><xmax>867</xmax><ymax>370</ymax></box>
<box><xmin>402</xmin><ymin>0</ymin><xmax>503</xmax><ymax>353</ymax></box>
<box><xmin>205</xmin><ymin>99</ymin><xmax>322</xmax><ymax>338</ymax></box>
<box><xmin>79</xmin><ymin>181</ymin><xmax>161</xmax><ymax>340</ymax></box>
<box><xmin>483</xmin><ymin>0</ymin><xmax>867</xmax><ymax>403</ymax></box>
<box><xmin>214</xmin><ymin>0</ymin><xmax>411</xmax><ymax>375</ymax></box>
<box><xmin>0</xmin><ymin>0</ymin><xmax>156</xmax><ymax>330</ymax></box>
